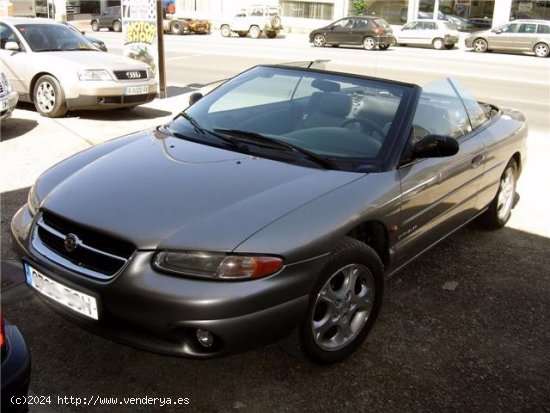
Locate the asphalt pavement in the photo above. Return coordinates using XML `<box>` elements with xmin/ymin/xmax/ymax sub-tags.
<box><xmin>1</xmin><ymin>39</ymin><xmax>549</xmax><ymax>412</ymax></box>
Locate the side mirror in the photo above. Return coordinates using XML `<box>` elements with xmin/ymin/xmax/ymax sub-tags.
<box><xmin>5</xmin><ymin>41</ymin><xmax>20</xmax><ymax>51</ymax></box>
<box><xmin>189</xmin><ymin>92</ymin><xmax>203</xmax><ymax>106</ymax></box>
<box><xmin>413</xmin><ymin>135</ymin><xmax>459</xmax><ymax>159</ymax></box>
<box><xmin>81</xmin><ymin>30</ymin><xmax>85</xmax><ymax>35</ymax></box>
<box><xmin>493</xmin><ymin>29</ymin><xmax>502</xmax><ymax>34</ymax></box>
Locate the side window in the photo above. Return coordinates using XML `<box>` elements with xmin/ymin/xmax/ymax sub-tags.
<box><xmin>537</xmin><ymin>24</ymin><xmax>549</xmax><ymax>34</ymax></box>
<box><xmin>426</xmin><ymin>22</ymin><xmax>436</xmax><ymax>30</ymax></box>
<box><xmin>354</xmin><ymin>19</ymin><xmax>367</xmax><ymax>29</ymax></box>
<box><xmin>519</xmin><ymin>23</ymin><xmax>537</xmax><ymax>33</ymax></box>
<box><xmin>450</xmin><ymin>79</ymin><xmax>490</xmax><ymax>130</ymax></box>
<box><xmin>413</xmin><ymin>79</ymin><xmax>472</xmax><ymax>141</ymax></box>
<box><xmin>402</xmin><ymin>22</ymin><xmax>415</xmax><ymax>30</ymax></box>
<box><xmin>501</xmin><ymin>23</ymin><xmax>518</xmax><ymax>33</ymax></box>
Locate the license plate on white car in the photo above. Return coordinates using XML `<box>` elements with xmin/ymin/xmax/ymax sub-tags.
<box><xmin>24</xmin><ymin>263</ymin><xmax>99</xmax><ymax>320</ymax></box>
<box><xmin>125</xmin><ymin>86</ymin><xmax>149</xmax><ymax>96</ymax></box>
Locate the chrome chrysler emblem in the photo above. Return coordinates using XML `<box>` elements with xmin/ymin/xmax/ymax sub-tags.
<box><xmin>64</xmin><ymin>233</ymin><xmax>80</xmax><ymax>253</ymax></box>
<box><xmin>126</xmin><ymin>71</ymin><xmax>141</xmax><ymax>79</ymax></box>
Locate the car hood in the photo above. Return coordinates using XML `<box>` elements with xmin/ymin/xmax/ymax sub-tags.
<box><xmin>41</xmin><ymin>130</ymin><xmax>361</xmax><ymax>251</ymax></box>
<box><xmin>35</xmin><ymin>50</ymin><xmax>149</xmax><ymax>70</ymax></box>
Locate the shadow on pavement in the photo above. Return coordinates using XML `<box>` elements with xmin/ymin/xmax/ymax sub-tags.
<box><xmin>0</xmin><ymin>118</ymin><xmax>39</xmax><ymax>142</ymax></box>
<box><xmin>70</xmin><ymin>106</ymin><xmax>172</xmax><ymax>121</ymax></box>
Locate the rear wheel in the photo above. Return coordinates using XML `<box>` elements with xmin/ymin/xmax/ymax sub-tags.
<box><xmin>300</xmin><ymin>238</ymin><xmax>384</xmax><ymax>364</ymax></box>
<box><xmin>363</xmin><ymin>36</ymin><xmax>376</xmax><ymax>50</ymax></box>
<box><xmin>477</xmin><ymin>160</ymin><xmax>518</xmax><ymax>229</ymax></box>
<box><xmin>432</xmin><ymin>37</ymin><xmax>444</xmax><ymax>50</ymax></box>
<box><xmin>249</xmin><ymin>25</ymin><xmax>261</xmax><ymax>39</ymax></box>
<box><xmin>534</xmin><ymin>42</ymin><xmax>550</xmax><ymax>58</ymax></box>
<box><xmin>313</xmin><ymin>34</ymin><xmax>326</xmax><ymax>47</ymax></box>
<box><xmin>472</xmin><ymin>38</ymin><xmax>488</xmax><ymax>53</ymax></box>
<box><xmin>171</xmin><ymin>21</ymin><xmax>183</xmax><ymax>35</ymax></box>
<box><xmin>33</xmin><ymin>75</ymin><xmax>68</xmax><ymax>118</ymax></box>
<box><xmin>220</xmin><ymin>25</ymin><xmax>231</xmax><ymax>37</ymax></box>
<box><xmin>113</xmin><ymin>20</ymin><xmax>122</xmax><ymax>32</ymax></box>
<box><xmin>270</xmin><ymin>15</ymin><xmax>282</xmax><ymax>30</ymax></box>
<box><xmin>91</xmin><ymin>20</ymin><xmax>99</xmax><ymax>32</ymax></box>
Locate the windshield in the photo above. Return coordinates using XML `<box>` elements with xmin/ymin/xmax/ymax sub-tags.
<box><xmin>168</xmin><ymin>66</ymin><xmax>410</xmax><ymax>171</ymax></box>
<box><xmin>16</xmin><ymin>23</ymin><xmax>96</xmax><ymax>51</ymax></box>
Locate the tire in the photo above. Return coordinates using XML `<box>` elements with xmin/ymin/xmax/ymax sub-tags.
<box><xmin>266</xmin><ymin>30</ymin><xmax>277</xmax><ymax>39</ymax></box>
<box><xmin>313</xmin><ymin>34</ymin><xmax>326</xmax><ymax>47</ymax></box>
<box><xmin>33</xmin><ymin>75</ymin><xmax>68</xmax><ymax>118</ymax></box>
<box><xmin>444</xmin><ymin>44</ymin><xmax>454</xmax><ymax>50</ymax></box>
<box><xmin>249</xmin><ymin>25</ymin><xmax>261</xmax><ymax>39</ymax></box>
<box><xmin>171</xmin><ymin>21</ymin><xmax>183</xmax><ymax>35</ymax></box>
<box><xmin>363</xmin><ymin>36</ymin><xmax>376</xmax><ymax>50</ymax></box>
<box><xmin>378</xmin><ymin>43</ymin><xmax>390</xmax><ymax>50</ymax></box>
<box><xmin>432</xmin><ymin>37</ymin><xmax>444</xmax><ymax>50</ymax></box>
<box><xmin>113</xmin><ymin>20</ymin><xmax>122</xmax><ymax>32</ymax></box>
<box><xmin>533</xmin><ymin>42</ymin><xmax>550</xmax><ymax>58</ymax></box>
<box><xmin>220</xmin><ymin>24</ymin><xmax>231</xmax><ymax>37</ymax></box>
<box><xmin>270</xmin><ymin>15</ymin><xmax>282</xmax><ymax>30</ymax></box>
<box><xmin>91</xmin><ymin>20</ymin><xmax>99</xmax><ymax>32</ymax></box>
<box><xmin>477</xmin><ymin>159</ymin><xmax>518</xmax><ymax>229</ymax></box>
<box><xmin>300</xmin><ymin>238</ymin><xmax>384</xmax><ymax>364</ymax></box>
<box><xmin>472</xmin><ymin>38</ymin><xmax>488</xmax><ymax>53</ymax></box>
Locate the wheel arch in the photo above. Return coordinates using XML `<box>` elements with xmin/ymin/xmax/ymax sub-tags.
<box><xmin>346</xmin><ymin>220</ymin><xmax>390</xmax><ymax>267</ymax></box>
<box><xmin>512</xmin><ymin>151</ymin><xmax>522</xmax><ymax>176</ymax></box>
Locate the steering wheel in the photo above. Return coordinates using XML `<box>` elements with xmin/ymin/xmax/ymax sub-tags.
<box><xmin>341</xmin><ymin>117</ymin><xmax>386</xmax><ymax>143</ymax></box>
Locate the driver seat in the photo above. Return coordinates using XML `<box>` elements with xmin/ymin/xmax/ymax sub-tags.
<box><xmin>301</xmin><ymin>92</ymin><xmax>352</xmax><ymax>129</ymax></box>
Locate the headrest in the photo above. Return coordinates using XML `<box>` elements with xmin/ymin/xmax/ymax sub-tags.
<box><xmin>317</xmin><ymin>92</ymin><xmax>352</xmax><ymax>118</ymax></box>
<box><xmin>312</xmin><ymin>79</ymin><xmax>340</xmax><ymax>93</ymax></box>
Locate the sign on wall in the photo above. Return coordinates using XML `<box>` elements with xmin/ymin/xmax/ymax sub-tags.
<box><xmin>122</xmin><ymin>0</ymin><xmax>160</xmax><ymax>89</ymax></box>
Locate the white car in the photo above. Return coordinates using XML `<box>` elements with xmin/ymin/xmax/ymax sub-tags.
<box><xmin>395</xmin><ymin>19</ymin><xmax>459</xmax><ymax>49</ymax></box>
<box><xmin>220</xmin><ymin>5</ymin><xmax>282</xmax><ymax>39</ymax></box>
<box><xmin>0</xmin><ymin>17</ymin><xmax>158</xmax><ymax>118</ymax></box>
<box><xmin>0</xmin><ymin>71</ymin><xmax>18</xmax><ymax>120</ymax></box>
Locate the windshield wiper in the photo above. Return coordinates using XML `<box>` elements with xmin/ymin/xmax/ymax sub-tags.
<box><xmin>213</xmin><ymin>128</ymin><xmax>336</xmax><ymax>170</ymax></box>
<box><xmin>169</xmin><ymin>113</ymin><xmax>248</xmax><ymax>151</ymax></box>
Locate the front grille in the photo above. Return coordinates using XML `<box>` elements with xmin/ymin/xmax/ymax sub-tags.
<box><xmin>113</xmin><ymin>70</ymin><xmax>147</xmax><ymax>80</ymax></box>
<box><xmin>99</xmin><ymin>94</ymin><xmax>155</xmax><ymax>105</ymax></box>
<box><xmin>0</xmin><ymin>82</ymin><xmax>5</xmax><ymax>95</ymax></box>
<box><xmin>32</xmin><ymin>211</ymin><xmax>135</xmax><ymax>279</ymax></box>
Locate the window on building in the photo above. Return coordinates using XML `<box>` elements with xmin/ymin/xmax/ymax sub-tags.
<box><xmin>280</xmin><ymin>1</ymin><xmax>334</xmax><ymax>20</ymax></box>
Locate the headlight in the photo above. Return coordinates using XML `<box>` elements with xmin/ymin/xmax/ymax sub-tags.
<box><xmin>154</xmin><ymin>251</ymin><xmax>284</xmax><ymax>280</ymax></box>
<box><xmin>1</xmin><ymin>72</ymin><xmax>12</xmax><ymax>92</ymax></box>
<box><xmin>78</xmin><ymin>70</ymin><xmax>113</xmax><ymax>81</ymax></box>
<box><xmin>146</xmin><ymin>67</ymin><xmax>154</xmax><ymax>79</ymax></box>
<box><xmin>27</xmin><ymin>184</ymin><xmax>39</xmax><ymax>216</ymax></box>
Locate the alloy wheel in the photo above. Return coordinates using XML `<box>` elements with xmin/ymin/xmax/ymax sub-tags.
<box><xmin>496</xmin><ymin>167</ymin><xmax>516</xmax><ymax>221</ymax></box>
<box><xmin>534</xmin><ymin>42</ymin><xmax>549</xmax><ymax>58</ymax></box>
<box><xmin>35</xmin><ymin>81</ymin><xmax>57</xmax><ymax>114</ymax></box>
<box><xmin>473</xmin><ymin>38</ymin><xmax>488</xmax><ymax>53</ymax></box>
<box><xmin>313</xmin><ymin>34</ymin><xmax>326</xmax><ymax>47</ymax></box>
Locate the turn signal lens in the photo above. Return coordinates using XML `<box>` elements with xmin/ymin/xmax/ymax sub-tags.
<box><xmin>218</xmin><ymin>256</ymin><xmax>284</xmax><ymax>279</ymax></box>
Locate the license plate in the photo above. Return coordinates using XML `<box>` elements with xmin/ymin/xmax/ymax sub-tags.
<box><xmin>125</xmin><ymin>86</ymin><xmax>149</xmax><ymax>96</ymax></box>
<box><xmin>25</xmin><ymin>264</ymin><xmax>98</xmax><ymax>320</ymax></box>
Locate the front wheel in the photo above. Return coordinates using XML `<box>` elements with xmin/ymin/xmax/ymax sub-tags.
<box><xmin>300</xmin><ymin>238</ymin><xmax>384</xmax><ymax>364</ymax></box>
<box><xmin>313</xmin><ymin>34</ymin><xmax>326</xmax><ymax>47</ymax></box>
<box><xmin>477</xmin><ymin>160</ymin><xmax>518</xmax><ymax>229</ymax></box>
<box><xmin>432</xmin><ymin>37</ymin><xmax>444</xmax><ymax>50</ymax></box>
<box><xmin>363</xmin><ymin>36</ymin><xmax>376</xmax><ymax>50</ymax></box>
<box><xmin>113</xmin><ymin>20</ymin><xmax>122</xmax><ymax>32</ymax></box>
<box><xmin>533</xmin><ymin>42</ymin><xmax>550</xmax><ymax>58</ymax></box>
<box><xmin>91</xmin><ymin>20</ymin><xmax>99</xmax><ymax>32</ymax></box>
<box><xmin>220</xmin><ymin>25</ymin><xmax>232</xmax><ymax>37</ymax></box>
<box><xmin>472</xmin><ymin>38</ymin><xmax>488</xmax><ymax>53</ymax></box>
<box><xmin>248</xmin><ymin>25</ymin><xmax>261</xmax><ymax>39</ymax></box>
<box><xmin>171</xmin><ymin>21</ymin><xmax>183</xmax><ymax>35</ymax></box>
<box><xmin>33</xmin><ymin>75</ymin><xmax>68</xmax><ymax>118</ymax></box>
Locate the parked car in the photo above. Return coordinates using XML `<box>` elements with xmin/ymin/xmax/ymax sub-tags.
<box><xmin>1</xmin><ymin>310</ymin><xmax>31</xmax><ymax>413</ymax></box>
<box><xmin>0</xmin><ymin>17</ymin><xmax>157</xmax><ymax>117</ymax></box>
<box><xmin>465</xmin><ymin>19</ymin><xmax>550</xmax><ymax>57</ymax></box>
<box><xmin>60</xmin><ymin>20</ymin><xmax>107</xmax><ymax>51</ymax></box>
<box><xmin>220</xmin><ymin>5</ymin><xmax>282</xmax><ymax>38</ymax></box>
<box><xmin>310</xmin><ymin>16</ymin><xmax>395</xmax><ymax>50</ymax></box>
<box><xmin>163</xmin><ymin>16</ymin><xmax>211</xmax><ymax>35</ymax></box>
<box><xmin>11</xmin><ymin>62</ymin><xmax>527</xmax><ymax>364</ymax></box>
<box><xmin>0</xmin><ymin>71</ymin><xmax>18</xmax><ymax>120</ymax></box>
<box><xmin>90</xmin><ymin>5</ymin><xmax>121</xmax><ymax>32</ymax></box>
<box><xmin>395</xmin><ymin>19</ymin><xmax>459</xmax><ymax>49</ymax></box>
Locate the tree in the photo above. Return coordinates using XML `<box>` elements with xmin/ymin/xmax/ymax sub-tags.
<box><xmin>352</xmin><ymin>0</ymin><xmax>366</xmax><ymax>16</ymax></box>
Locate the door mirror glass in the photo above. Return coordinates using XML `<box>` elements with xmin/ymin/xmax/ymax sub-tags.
<box><xmin>413</xmin><ymin>135</ymin><xmax>459</xmax><ymax>159</ymax></box>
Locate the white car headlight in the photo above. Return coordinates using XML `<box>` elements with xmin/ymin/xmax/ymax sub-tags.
<box><xmin>1</xmin><ymin>72</ymin><xmax>12</xmax><ymax>92</ymax></box>
<box><xmin>146</xmin><ymin>67</ymin><xmax>154</xmax><ymax>79</ymax></box>
<box><xmin>78</xmin><ymin>70</ymin><xmax>113</xmax><ymax>81</ymax></box>
<box><xmin>154</xmin><ymin>251</ymin><xmax>284</xmax><ymax>280</ymax></box>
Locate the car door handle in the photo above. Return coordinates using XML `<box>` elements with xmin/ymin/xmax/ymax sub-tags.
<box><xmin>471</xmin><ymin>154</ymin><xmax>484</xmax><ymax>168</ymax></box>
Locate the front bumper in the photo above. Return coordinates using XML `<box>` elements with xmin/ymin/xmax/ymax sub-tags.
<box><xmin>0</xmin><ymin>91</ymin><xmax>19</xmax><ymax>120</ymax></box>
<box><xmin>11</xmin><ymin>205</ymin><xmax>326</xmax><ymax>358</ymax></box>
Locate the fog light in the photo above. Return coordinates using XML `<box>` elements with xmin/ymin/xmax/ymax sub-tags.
<box><xmin>196</xmin><ymin>329</ymin><xmax>214</xmax><ymax>348</ymax></box>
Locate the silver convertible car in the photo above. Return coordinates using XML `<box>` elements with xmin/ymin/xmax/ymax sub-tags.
<box><xmin>11</xmin><ymin>65</ymin><xmax>527</xmax><ymax>364</ymax></box>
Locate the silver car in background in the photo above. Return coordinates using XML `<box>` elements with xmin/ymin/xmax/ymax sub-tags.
<box><xmin>465</xmin><ymin>19</ymin><xmax>550</xmax><ymax>57</ymax></box>
<box><xmin>0</xmin><ymin>17</ymin><xmax>158</xmax><ymax>117</ymax></box>
<box><xmin>395</xmin><ymin>19</ymin><xmax>459</xmax><ymax>49</ymax></box>
<box><xmin>0</xmin><ymin>71</ymin><xmax>18</xmax><ymax>120</ymax></box>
